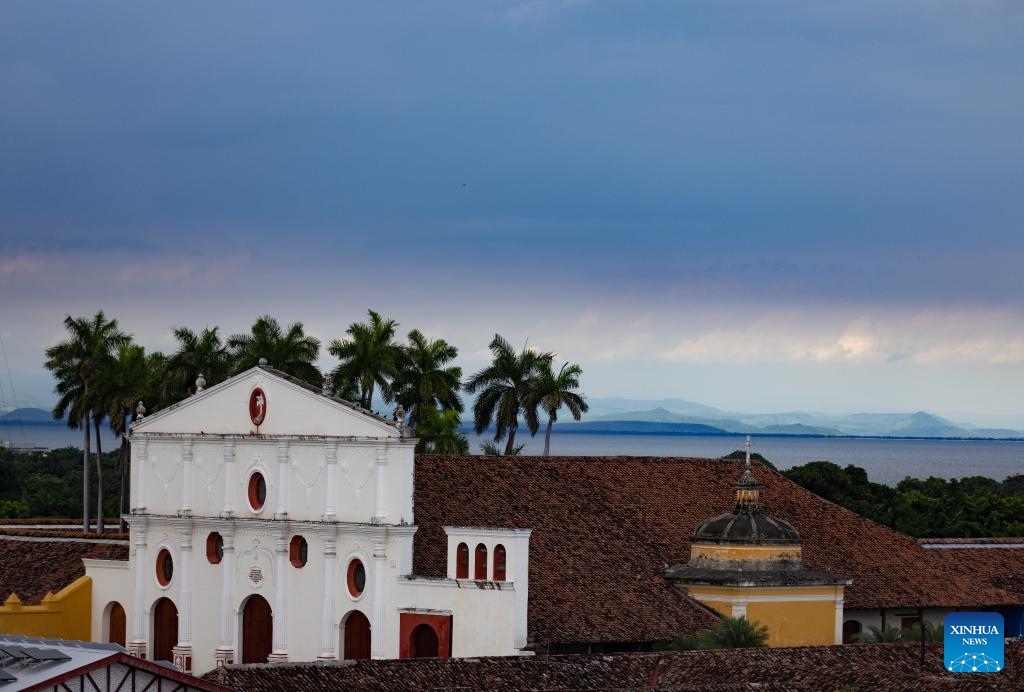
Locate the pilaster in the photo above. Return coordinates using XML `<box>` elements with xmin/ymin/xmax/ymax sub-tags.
<box><xmin>268</xmin><ymin>528</ymin><xmax>289</xmax><ymax>663</ymax></box>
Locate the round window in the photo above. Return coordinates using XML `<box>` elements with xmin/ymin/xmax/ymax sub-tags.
<box><xmin>248</xmin><ymin>472</ymin><xmax>267</xmax><ymax>512</ymax></box>
<box><xmin>347</xmin><ymin>559</ymin><xmax>366</xmax><ymax>598</ymax></box>
<box><xmin>156</xmin><ymin>548</ymin><xmax>173</xmax><ymax>587</ymax></box>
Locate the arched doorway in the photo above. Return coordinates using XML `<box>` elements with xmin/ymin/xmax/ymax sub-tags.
<box><xmin>342</xmin><ymin>610</ymin><xmax>371</xmax><ymax>660</ymax></box>
<box><xmin>843</xmin><ymin>619</ymin><xmax>862</xmax><ymax>644</ymax></box>
<box><xmin>410</xmin><ymin>623</ymin><xmax>439</xmax><ymax>658</ymax></box>
<box><xmin>241</xmin><ymin>595</ymin><xmax>273</xmax><ymax>664</ymax></box>
<box><xmin>107</xmin><ymin>602</ymin><xmax>126</xmax><ymax>647</ymax></box>
<box><xmin>152</xmin><ymin>598</ymin><xmax>178</xmax><ymax>662</ymax></box>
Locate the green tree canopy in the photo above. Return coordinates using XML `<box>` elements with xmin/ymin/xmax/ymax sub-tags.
<box><xmin>465</xmin><ymin>334</ymin><xmax>553</xmax><ymax>455</ymax></box>
<box><xmin>329</xmin><ymin>310</ymin><xmax>401</xmax><ymax>410</ymax></box>
<box><xmin>525</xmin><ymin>361</ymin><xmax>588</xmax><ymax>456</ymax></box>
<box><xmin>228</xmin><ymin>315</ymin><xmax>322</xmax><ymax>387</ymax></box>
<box><xmin>43</xmin><ymin>311</ymin><xmax>130</xmax><ymax>532</ymax></box>
<box><xmin>392</xmin><ymin>329</ymin><xmax>463</xmax><ymax>431</ymax></box>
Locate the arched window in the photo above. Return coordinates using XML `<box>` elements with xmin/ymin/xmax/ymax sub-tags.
<box><xmin>474</xmin><ymin>543</ymin><xmax>488</xmax><ymax>580</ymax></box>
<box><xmin>493</xmin><ymin>544</ymin><xmax>507</xmax><ymax>581</ymax></box>
<box><xmin>456</xmin><ymin>543</ymin><xmax>469</xmax><ymax>579</ymax></box>
<box><xmin>290</xmin><ymin>535</ymin><xmax>308</xmax><ymax>568</ymax></box>
<box><xmin>410</xmin><ymin>623</ymin><xmax>439</xmax><ymax>658</ymax></box>
<box><xmin>155</xmin><ymin>548</ymin><xmax>173</xmax><ymax>587</ymax></box>
<box><xmin>248</xmin><ymin>472</ymin><xmax>267</xmax><ymax>512</ymax></box>
<box><xmin>843</xmin><ymin>619</ymin><xmax>862</xmax><ymax>644</ymax></box>
<box><xmin>206</xmin><ymin>532</ymin><xmax>224</xmax><ymax>564</ymax></box>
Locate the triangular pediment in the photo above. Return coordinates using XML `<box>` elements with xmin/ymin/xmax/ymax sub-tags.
<box><xmin>132</xmin><ymin>367</ymin><xmax>402</xmax><ymax>438</ymax></box>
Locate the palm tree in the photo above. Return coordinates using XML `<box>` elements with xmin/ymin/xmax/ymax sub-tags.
<box><xmin>392</xmin><ymin>329</ymin><xmax>463</xmax><ymax>430</ymax></box>
<box><xmin>329</xmin><ymin>310</ymin><xmax>401</xmax><ymax>410</ymax></box>
<box><xmin>465</xmin><ymin>334</ymin><xmax>552</xmax><ymax>455</ymax></box>
<box><xmin>415</xmin><ymin>407</ymin><xmax>469</xmax><ymax>454</ymax></box>
<box><xmin>526</xmin><ymin>361</ymin><xmax>588</xmax><ymax>456</ymax></box>
<box><xmin>228</xmin><ymin>315</ymin><xmax>323</xmax><ymax>387</ymax></box>
<box><xmin>705</xmin><ymin>616</ymin><xmax>770</xmax><ymax>648</ymax></box>
<box><xmin>44</xmin><ymin>312</ymin><xmax>130</xmax><ymax>533</ymax></box>
<box><xmin>166</xmin><ymin>326</ymin><xmax>230</xmax><ymax>402</ymax></box>
<box><xmin>100</xmin><ymin>344</ymin><xmax>166</xmax><ymax>531</ymax></box>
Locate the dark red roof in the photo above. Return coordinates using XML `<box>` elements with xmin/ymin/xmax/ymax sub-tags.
<box><xmin>0</xmin><ymin>536</ymin><xmax>128</xmax><ymax>604</ymax></box>
<box><xmin>921</xmin><ymin>541</ymin><xmax>1024</xmax><ymax>600</ymax></box>
<box><xmin>413</xmin><ymin>456</ymin><xmax>1022</xmax><ymax>644</ymax></box>
<box><xmin>203</xmin><ymin>641</ymin><xmax>1023</xmax><ymax>691</ymax></box>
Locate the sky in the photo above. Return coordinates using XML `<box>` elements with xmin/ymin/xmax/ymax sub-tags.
<box><xmin>1</xmin><ymin>1</ymin><xmax>1023</xmax><ymax>426</ymax></box>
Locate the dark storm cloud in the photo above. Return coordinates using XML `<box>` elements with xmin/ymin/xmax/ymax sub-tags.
<box><xmin>0</xmin><ymin>0</ymin><xmax>1022</xmax><ymax>307</ymax></box>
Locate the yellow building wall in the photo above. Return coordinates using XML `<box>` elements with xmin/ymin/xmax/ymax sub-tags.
<box><xmin>745</xmin><ymin>600</ymin><xmax>835</xmax><ymax>647</ymax></box>
<box><xmin>689</xmin><ymin>542</ymin><xmax>801</xmax><ymax>562</ymax></box>
<box><xmin>686</xmin><ymin>584</ymin><xmax>840</xmax><ymax>647</ymax></box>
<box><xmin>0</xmin><ymin>576</ymin><xmax>92</xmax><ymax>641</ymax></box>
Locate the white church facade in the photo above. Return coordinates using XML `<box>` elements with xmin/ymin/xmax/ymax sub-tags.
<box><xmin>85</xmin><ymin>365</ymin><xmax>531</xmax><ymax>674</ymax></box>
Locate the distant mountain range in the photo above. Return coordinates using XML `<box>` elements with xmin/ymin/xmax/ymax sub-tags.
<box><xmin>5</xmin><ymin>402</ymin><xmax>1023</xmax><ymax>440</ymax></box>
<box><xmin>562</xmin><ymin>398</ymin><xmax>1024</xmax><ymax>439</ymax></box>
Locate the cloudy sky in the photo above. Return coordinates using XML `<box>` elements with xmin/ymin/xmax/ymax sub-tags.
<box><xmin>2</xmin><ymin>1</ymin><xmax>1023</xmax><ymax>426</ymax></box>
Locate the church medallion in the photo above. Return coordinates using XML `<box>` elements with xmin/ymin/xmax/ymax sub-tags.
<box><xmin>249</xmin><ymin>388</ymin><xmax>267</xmax><ymax>427</ymax></box>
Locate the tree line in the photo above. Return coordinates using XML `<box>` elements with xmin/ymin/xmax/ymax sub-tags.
<box><xmin>41</xmin><ymin>310</ymin><xmax>588</xmax><ymax>533</ymax></box>
<box><xmin>782</xmin><ymin>461</ymin><xmax>1024</xmax><ymax>537</ymax></box>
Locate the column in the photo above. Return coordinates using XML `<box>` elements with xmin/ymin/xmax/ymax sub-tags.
<box><xmin>268</xmin><ymin>529</ymin><xmax>289</xmax><ymax>662</ymax></box>
<box><xmin>180</xmin><ymin>439</ymin><xmax>193</xmax><ymax>516</ymax></box>
<box><xmin>214</xmin><ymin>529</ymin><xmax>235</xmax><ymax>666</ymax></box>
<box><xmin>322</xmin><ymin>441</ymin><xmax>338</xmax><ymax>522</ymax></box>
<box><xmin>834</xmin><ymin>592</ymin><xmax>845</xmax><ymax>645</ymax></box>
<box><xmin>172</xmin><ymin>525</ymin><xmax>194</xmax><ymax>672</ymax></box>
<box><xmin>318</xmin><ymin>528</ymin><xmax>338</xmax><ymax>660</ymax></box>
<box><xmin>370</xmin><ymin>540</ymin><xmax>386</xmax><ymax>659</ymax></box>
<box><xmin>373</xmin><ymin>446</ymin><xmax>387</xmax><ymax>523</ymax></box>
<box><xmin>732</xmin><ymin>597</ymin><xmax>748</xmax><ymax>620</ymax></box>
<box><xmin>275</xmin><ymin>440</ymin><xmax>289</xmax><ymax>520</ymax></box>
<box><xmin>134</xmin><ymin>438</ymin><xmax>148</xmax><ymax>512</ymax></box>
<box><xmin>128</xmin><ymin>522</ymin><xmax>148</xmax><ymax>658</ymax></box>
<box><xmin>221</xmin><ymin>440</ymin><xmax>235</xmax><ymax>517</ymax></box>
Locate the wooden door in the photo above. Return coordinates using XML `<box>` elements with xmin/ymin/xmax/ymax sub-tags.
<box><xmin>108</xmin><ymin>602</ymin><xmax>126</xmax><ymax>647</ymax></box>
<box><xmin>242</xmin><ymin>595</ymin><xmax>273</xmax><ymax>664</ymax></box>
<box><xmin>343</xmin><ymin>611</ymin><xmax>371</xmax><ymax>660</ymax></box>
<box><xmin>411</xmin><ymin>623</ymin><xmax>439</xmax><ymax>658</ymax></box>
<box><xmin>152</xmin><ymin>598</ymin><xmax>178</xmax><ymax>662</ymax></box>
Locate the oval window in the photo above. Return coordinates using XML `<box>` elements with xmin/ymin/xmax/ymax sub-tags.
<box><xmin>290</xmin><ymin>535</ymin><xmax>308</xmax><ymax>568</ymax></box>
<box><xmin>347</xmin><ymin>559</ymin><xmax>366</xmax><ymax>598</ymax></box>
<box><xmin>207</xmin><ymin>532</ymin><xmax>224</xmax><ymax>564</ymax></box>
<box><xmin>156</xmin><ymin>548</ymin><xmax>173</xmax><ymax>587</ymax></box>
<box><xmin>248</xmin><ymin>472</ymin><xmax>267</xmax><ymax>512</ymax></box>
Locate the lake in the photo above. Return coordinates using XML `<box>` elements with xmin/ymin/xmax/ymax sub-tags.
<box><xmin>4</xmin><ymin>424</ymin><xmax>1021</xmax><ymax>486</ymax></box>
<box><xmin>468</xmin><ymin>432</ymin><xmax>1024</xmax><ymax>485</ymax></box>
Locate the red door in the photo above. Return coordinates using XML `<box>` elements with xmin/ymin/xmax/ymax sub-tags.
<box><xmin>343</xmin><ymin>611</ymin><xmax>371</xmax><ymax>660</ymax></box>
<box><xmin>152</xmin><ymin>598</ymin><xmax>178</xmax><ymax>662</ymax></box>
<box><xmin>108</xmin><ymin>602</ymin><xmax>126</xmax><ymax>647</ymax></box>
<box><xmin>242</xmin><ymin>595</ymin><xmax>273</xmax><ymax>663</ymax></box>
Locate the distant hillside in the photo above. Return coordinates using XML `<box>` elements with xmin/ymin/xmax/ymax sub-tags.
<box><xmin>0</xmin><ymin>407</ymin><xmax>60</xmax><ymax>424</ymax></box>
<box><xmin>582</xmin><ymin>398</ymin><xmax>1023</xmax><ymax>439</ymax></box>
<box><xmin>552</xmin><ymin>420</ymin><xmax>729</xmax><ymax>435</ymax></box>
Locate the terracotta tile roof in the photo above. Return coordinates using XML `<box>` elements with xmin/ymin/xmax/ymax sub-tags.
<box><xmin>202</xmin><ymin>641</ymin><xmax>1023</xmax><ymax>691</ymax></box>
<box><xmin>921</xmin><ymin>542</ymin><xmax>1024</xmax><ymax>600</ymax></box>
<box><xmin>0</xmin><ymin>536</ymin><xmax>128</xmax><ymax>604</ymax></box>
<box><xmin>412</xmin><ymin>456</ymin><xmax>1023</xmax><ymax>645</ymax></box>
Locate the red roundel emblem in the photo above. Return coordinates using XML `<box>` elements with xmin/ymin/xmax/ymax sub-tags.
<box><xmin>249</xmin><ymin>388</ymin><xmax>267</xmax><ymax>426</ymax></box>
